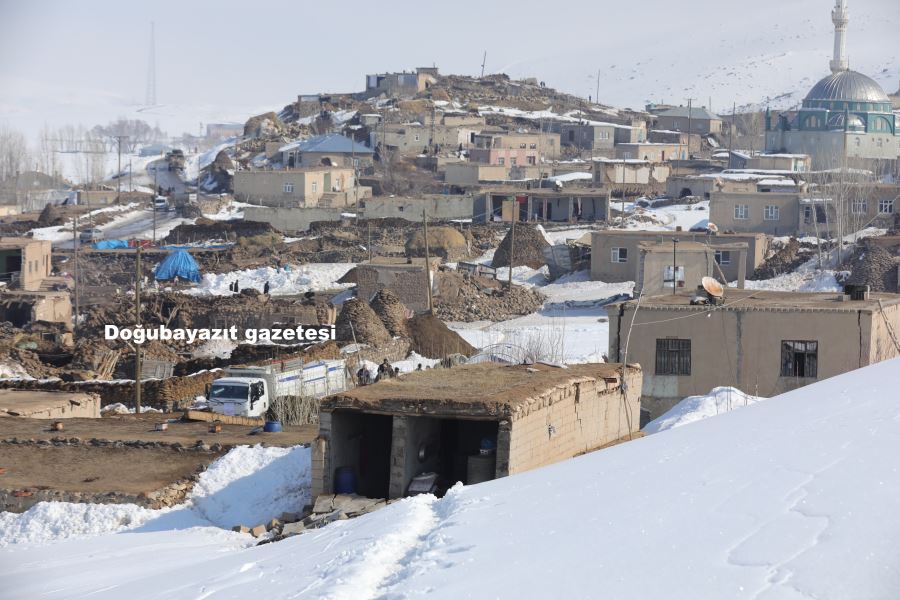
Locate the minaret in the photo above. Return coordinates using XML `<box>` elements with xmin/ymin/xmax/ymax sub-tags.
<box><xmin>830</xmin><ymin>0</ymin><xmax>849</xmax><ymax>73</ymax></box>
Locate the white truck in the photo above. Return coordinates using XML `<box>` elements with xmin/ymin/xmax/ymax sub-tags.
<box><xmin>206</xmin><ymin>359</ymin><xmax>348</xmax><ymax>418</ymax></box>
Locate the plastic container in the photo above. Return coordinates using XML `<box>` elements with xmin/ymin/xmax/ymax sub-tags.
<box><xmin>263</xmin><ymin>420</ymin><xmax>283</xmax><ymax>433</ymax></box>
<box><xmin>334</xmin><ymin>466</ymin><xmax>357</xmax><ymax>494</ymax></box>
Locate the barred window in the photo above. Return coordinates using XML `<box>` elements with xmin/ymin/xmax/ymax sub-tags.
<box><xmin>878</xmin><ymin>197</ymin><xmax>895</xmax><ymax>214</ymax></box>
<box><xmin>734</xmin><ymin>204</ymin><xmax>749</xmax><ymax>220</ymax></box>
<box><xmin>764</xmin><ymin>205</ymin><xmax>780</xmax><ymax>220</ymax></box>
<box><xmin>715</xmin><ymin>250</ymin><xmax>731</xmax><ymax>265</ymax></box>
<box><xmin>655</xmin><ymin>339</ymin><xmax>691</xmax><ymax>375</ymax></box>
<box><xmin>781</xmin><ymin>340</ymin><xmax>818</xmax><ymax>378</ymax></box>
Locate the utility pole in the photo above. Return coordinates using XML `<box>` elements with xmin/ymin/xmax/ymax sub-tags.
<box><xmin>507</xmin><ymin>212</ymin><xmax>516</xmax><ymax>290</ymax></box>
<box><xmin>480</xmin><ymin>51</ymin><xmax>487</xmax><ymax>78</ymax></box>
<box><xmin>728</xmin><ymin>101</ymin><xmax>736</xmax><ymax>168</ymax></box>
<box><xmin>685</xmin><ymin>98</ymin><xmax>695</xmax><ymax>160</ymax></box>
<box><xmin>72</xmin><ymin>216</ymin><xmax>79</xmax><ymax>338</ymax></box>
<box><xmin>114</xmin><ymin>135</ymin><xmax>129</xmax><ymax>204</ymax></box>
<box><xmin>422</xmin><ymin>209</ymin><xmax>434</xmax><ymax>313</ymax></box>
<box><xmin>595</xmin><ymin>68</ymin><xmax>601</xmax><ymax>105</ymax></box>
<box><xmin>367</xmin><ymin>221</ymin><xmax>373</xmax><ymax>261</ymax></box>
<box><xmin>671</xmin><ymin>237</ymin><xmax>679</xmax><ymax>295</ymax></box>
<box><xmin>152</xmin><ymin>164</ymin><xmax>158</xmax><ymax>243</ymax></box>
<box><xmin>134</xmin><ymin>246</ymin><xmax>142</xmax><ymax>413</ymax></box>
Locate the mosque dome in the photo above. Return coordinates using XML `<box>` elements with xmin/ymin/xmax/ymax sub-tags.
<box><xmin>805</xmin><ymin>70</ymin><xmax>890</xmax><ymax>104</ymax></box>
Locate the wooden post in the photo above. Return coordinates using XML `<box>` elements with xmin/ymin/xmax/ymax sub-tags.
<box><xmin>422</xmin><ymin>209</ymin><xmax>434</xmax><ymax>313</ymax></box>
<box><xmin>72</xmin><ymin>215</ymin><xmax>79</xmax><ymax>338</ymax></box>
<box><xmin>507</xmin><ymin>211</ymin><xmax>516</xmax><ymax>290</ymax></box>
<box><xmin>134</xmin><ymin>246</ymin><xmax>142</xmax><ymax>413</ymax></box>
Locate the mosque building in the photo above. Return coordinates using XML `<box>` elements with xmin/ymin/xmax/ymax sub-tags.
<box><xmin>765</xmin><ymin>0</ymin><xmax>899</xmax><ymax>169</ymax></box>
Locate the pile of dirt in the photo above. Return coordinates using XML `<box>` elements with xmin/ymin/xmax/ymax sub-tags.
<box><xmin>434</xmin><ymin>271</ymin><xmax>545</xmax><ymax>322</ymax></box>
<box><xmin>845</xmin><ymin>241</ymin><xmax>898</xmax><ymax>292</ymax></box>
<box><xmin>491</xmin><ymin>225</ymin><xmax>550</xmax><ymax>270</ymax></box>
<box><xmin>370</xmin><ymin>289</ymin><xmax>409</xmax><ymax>337</ymax></box>
<box><xmin>334</xmin><ymin>298</ymin><xmax>391</xmax><ymax>346</ymax></box>
<box><xmin>406</xmin><ymin>313</ymin><xmax>476</xmax><ymax>358</ymax></box>
<box><xmin>753</xmin><ymin>238</ymin><xmax>809</xmax><ymax>279</ymax></box>
<box><xmin>405</xmin><ymin>226</ymin><xmax>470</xmax><ymax>261</ymax></box>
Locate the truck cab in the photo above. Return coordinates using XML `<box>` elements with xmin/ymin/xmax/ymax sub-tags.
<box><xmin>207</xmin><ymin>376</ymin><xmax>269</xmax><ymax>417</ymax></box>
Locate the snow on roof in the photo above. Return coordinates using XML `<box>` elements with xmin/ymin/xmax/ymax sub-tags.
<box><xmin>657</xmin><ymin>106</ymin><xmax>721</xmax><ymax>120</ymax></box>
<box><xmin>546</xmin><ymin>172</ymin><xmax>593</xmax><ymax>183</ymax></box>
<box><xmin>756</xmin><ymin>178</ymin><xmax>801</xmax><ymax>187</ymax></box>
<box><xmin>11</xmin><ymin>358</ymin><xmax>900</xmax><ymax>597</ymax></box>
<box><xmin>278</xmin><ymin>133</ymin><xmax>373</xmax><ymax>154</ymax></box>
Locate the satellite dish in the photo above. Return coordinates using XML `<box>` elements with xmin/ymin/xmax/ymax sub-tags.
<box><xmin>706</xmin><ymin>222</ymin><xmax>719</xmax><ymax>233</ymax></box>
<box><xmin>702</xmin><ymin>276</ymin><xmax>724</xmax><ymax>298</ymax></box>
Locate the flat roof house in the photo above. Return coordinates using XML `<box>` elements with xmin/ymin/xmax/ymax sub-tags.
<box><xmin>0</xmin><ymin>237</ymin><xmax>52</xmax><ymax>291</ymax></box>
<box><xmin>312</xmin><ymin>362</ymin><xmax>641</xmax><ymax>500</ymax></box>
<box><xmin>709</xmin><ymin>176</ymin><xmax>805</xmax><ymax>236</ymax></box>
<box><xmin>280</xmin><ymin>134</ymin><xmax>374</xmax><ymax>169</ymax></box>
<box><xmin>633</xmin><ymin>240</ymin><xmax>748</xmax><ymax>296</ymax></box>
<box><xmin>608</xmin><ymin>289</ymin><xmax>900</xmax><ymax>418</ymax></box>
<box><xmin>475</xmin><ymin>187</ymin><xmax>609</xmax><ymax>223</ymax></box>
<box><xmin>469</xmin><ymin>131</ymin><xmax>561</xmax><ymax>166</ymax></box>
<box><xmin>233</xmin><ymin>167</ymin><xmax>370</xmax><ymax>208</ymax></box>
<box><xmin>590</xmin><ymin>230</ymin><xmax>766</xmax><ymax>286</ymax></box>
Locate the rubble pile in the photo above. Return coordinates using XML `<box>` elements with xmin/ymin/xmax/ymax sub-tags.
<box><xmin>491</xmin><ymin>225</ymin><xmax>550</xmax><ymax>270</ymax></box>
<box><xmin>845</xmin><ymin>241</ymin><xmax>898</xmax><ymax>292</ymax></box>
<box><xmin>753</xmin><ymin>238</ymin><xmax>813</xmax><ymax>279</ymax></box>
<box><xmin>37</xmin><ymin>204</ymin><xmax>63</xmax><ymax>226</ymax></box>
<box><xmin>335</xmin><ymin>298</ymin><xmax>391</xmax><ymax>346</ymax></box>
<box><xmin>434</xmin><ymin>271</ymin><xmax>544</xmax><ymax>322</ymax></box>
<box><xmin>369</xmin><ymin>289</ymin><xmax>410</xmax><ymax>337</ymax></box>
<box><xmin>406</xmin><ymin>313</ymin><xmax>476</xmax><ymax>358</ymax></box>
<box><xmin>164</xmin><ymin>219</ymin><xmax>281</xmax><ymax>244</ymax></box>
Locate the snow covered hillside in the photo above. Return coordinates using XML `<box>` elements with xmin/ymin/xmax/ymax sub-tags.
<box><xmin>7</xmin><ymin>358</ymin><xmax>898</xmax><ymax>599</ymax></box>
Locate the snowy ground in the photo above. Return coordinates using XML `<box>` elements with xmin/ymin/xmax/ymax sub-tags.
<box><xmin>0</xmin><ymin>444</ymin><xmax>310</xmax><ymax>548</ymax></box>
<box><xmin>616</xmin><ymin>199</ymin><xmax>711</xmax><ymax>232</ymax></box>
<box><xmin>183</xmin><ymin>263</ymin><xmax>356</xmax><ymax>297</ymax></box>
<box><xmin>29</xmin><ymin>203</ymin><xmax>139</xmax><ymax>243</ymax></box>
<box><xmin>643</xmin><ymin>386</ymin><xmax>763</xmax><ymax>433</ymax></box>
<box><xmin>6</xmin><ymin>358</ymin><xmax>899</xmax><ymax>599</ymax></box>
<box><xmin>451</xmin><ymin>268</ymin><xmax>633</xmax><ymax>365</ymax></box>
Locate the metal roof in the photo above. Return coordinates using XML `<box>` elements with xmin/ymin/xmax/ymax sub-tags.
<box><xmin>656</xmin><ymin>106</ymin><xmax>721</xmax><ymax>121</ymax></box>
<box><xmin>805</xmin><ymin>70</ymin><xmax>890</xmax><ymax>103</ymax></box>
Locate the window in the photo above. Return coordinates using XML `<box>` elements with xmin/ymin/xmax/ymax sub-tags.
<box><xmin>734</xmin><ymin>204</ymin><xmax>749</xmax><ymax>220</ymax></box>
<box><xmin>527</xmin><ymin>156</ymin><xmax>536</xmax><ymax>165</ymax></box>
<box><xmin>311</xmin><ymin>181</ymin><xmax>318</xmax><ymax>193</ymax></box>
<box><xmin>663</xmin><ymin>265</ymin><xmax>685</xmax><ymax>287</ymax></box>
<box><xmin>283</xmin><ymin>182</ymin><xmax>294</xmax><ymax>193</ymax></box>
<box><xmin>519</xmin><ymin>143</ymin><xmax>527</xmax><ymax>149</ymax></box>
<box><xmin>510</xmin><ymin>157</ymin><xmax>517</xmax><ymax>166</ymax></box>
<box><xmin>878</xmin><ymin>197</ymin><xmax>895</xmax><ymax>214</ymax></box>
<box><xmin>414</xmin><ymin>134</ymin><xmax>420</xmax><ymax>142</ymax></box>
<box><xmin>851</xmin><ymin>200</ymin><xmax>867</xmax><ymax>214</ymax></box>
<box><xmin>715</xmin><ymin>250</ymin><xmax>732</xmax><ymax>265</ymax></box>
<box><xmin>611</xmin><ymin>247</ymin><xmax>628</xmax><ymax>263</ymax></box>
<box><xmin>398</xmin><ymin>205</ymin><xmax>404</xmax><ymax>212</ymax></box>
<box><xmin>529</xmin><ymin>143</ymin><xmax>537</xmax><ymax>149</ymax></box>
<box><xmin>655</xmin><ymin>339</ymin><xmax>691</xmax><ymax>375</ymax></box>
<box><xmin>764</xmin><ymin>205</ymin><xmax>780</xmax><ymax>220</ymax></box>
<box><xmin>498</xmin><ymin>157</ymin><xmax>505</xmax><ymax>166</ymax></box>
<box><xmin>781</xmin><ymin>340</ymin><xmax>818</xmax><ymax>378</ymax></box>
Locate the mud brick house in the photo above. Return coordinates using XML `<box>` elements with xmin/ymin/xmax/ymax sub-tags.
<box><xmin>608</xmin><ymin>289</ymin><xmax>900</xmax><ymax>418</ymax></box>
<box><xmin>311</xmin><ymin>362</ymin><xmax>642</xmax><ymax>500</ymax></box>
<box><xmin>0</xmin><ymin>237</ymin><xmax>52</xmax><ymax>291</ymax></box>
<box><xmin>353</xmin><ymin>257</ymin><xmax>440</xmax><ymax>312</ymax></box>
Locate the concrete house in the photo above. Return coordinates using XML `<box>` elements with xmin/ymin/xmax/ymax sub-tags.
<box><xmin>590</xmin><ymin>230</ymin><xmax>767</xmax><ymax>285</ymax></box>
<box><xmin>558</xmin><ymin>123</ymin><xmax>644</xmax><ymax>155</ymax></box>
<box><xmin>655</xmin><ymin>106</ymin><xmax>723</xmax><ymax>135</ymax></box>
<box><xmin>0</xmin><ymin>238</ymin><xmax>52</xmax><ymax>291</ymax></box>
<box><xmin>362</xmin><ymin>195</ymin><xmax>475</xmax><ymax>222</ymax></box>
<box><xmin>233</xmin><ymin>167</ymin><xmax>370</xmax><ymax>208</ymax></box>
<box><xmin>362</xmin><ymin>68</ymin><xmax>438</xmax><ymax>99</ymax></box>
<box><xmin>372</xmin><ymin>123</ymin><xmax>479</xmax><ymax>156</ymax></box>
<box><xmin>353</xmin><ymin>257</ymin><xmax>440</xmax><ymax>312</ymax></box>
<box><xmin>311</xmin><ymin>362</ymin><xmax>641</xmax><ymax>499</ymax></box>
<box><xmin>632</xmin><ymin>241</ymin><xmax>748</xmax><ymax>296</ymax></box>
<box><xmin>475</xmin><ymin>187</ymin><xmax>609</xmax><ymax>223</ymax></box>
<box><xmin>443</xmin><ymin>163</ymin><xmax>511</xmax><ymax>187</ymax></box>
<box><xmin>798</xmin><ymin>183</ymin><xmax>900</xmax><ymax>237</ymax></box>
<box><xmin>279</xmin><ymin>134</ymin><xmax>374</xmax><ymax>169</ymax></box>
<box><xmin>615</xmin><ymin>142</ymin><xmax>686</xmax><ymax>162</ymax></box>
<box><xmin>709</xmin><ymin>177</ymin><xmax>806</xmax><ymax>236</ymax></box>
<box><xmin>469</xmin><ymin>131</ymin><xmax>561</xmax><ymax>166</ymax></box>
<box><xmin>607</xmin><ymin>289</ymin><xmax>900</xmax><ymax>418</ymax></box>
<box><xmin>0</xmin><ymin>290</ymin><xmax>72</xmax><ymax>327</ymax></box>
<box><xmin>593</xmin><ymin>159</ymin><xmax>671</xmax><ymax>191</ymax></box>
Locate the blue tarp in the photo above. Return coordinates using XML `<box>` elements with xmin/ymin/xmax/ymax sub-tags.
<box><xmin>92</xmin><ymin>240</ymin><xmax>129</xmax><ymax>250</ymax></box>
<box><xmin>155</xmin><ymin>249</ymin><xmax>202</xmax><ymax>282</ymax></box>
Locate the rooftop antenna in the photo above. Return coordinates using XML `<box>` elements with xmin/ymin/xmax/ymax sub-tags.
<box><xmin>145</xmin><ymin>22</ymin><xmax>157</xmax><ymax>106</ymax></box>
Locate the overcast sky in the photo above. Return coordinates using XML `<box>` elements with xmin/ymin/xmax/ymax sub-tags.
<box><xmin>0</xmin><ymin>0</ymin><xmax>896</xmax><ymax>138</ymax></box>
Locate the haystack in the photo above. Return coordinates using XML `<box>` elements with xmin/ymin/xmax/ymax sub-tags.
<box><xmin>334</xmin><ymin>298</ymin><xmax>391</xmax><ymax>346</ymax></box>
<box><xmin>846</xmin><ymin>241</ymin><xmax>897</xmax><ymax>292</ymax></box>
<box><xmin>370</xmin><ymin>289</ymin><xmax>409</xmax><ymax>337</ymax></box>
<box><xmin>405</xmin><ymin>226</ymin><xmax>469</xmax><ymax>261</ymax></box>
<box><xmin>491</xmin><ymin>224</ymin><xmax>549</xmax><ymax>270</ymax></box>
<box><xmin>406</xmin><ymin>313</ymin><xmax>476</xmax><ymax>358</ymax></box>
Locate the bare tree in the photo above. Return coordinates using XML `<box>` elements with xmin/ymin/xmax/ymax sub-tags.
<box><xmin>0</xmin><ymin>125</ymin><xmax>30</xmax><ymax>182</ymax></box>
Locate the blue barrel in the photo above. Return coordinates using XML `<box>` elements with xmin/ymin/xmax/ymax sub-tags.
<box><xmin>334</xmin><ymin>467</ymin><xmax>357</xmax><ymax>494</ymax></box>
<box><xmin>263</xmin><ymin>420</ymin><xmax>283</xmax><ymax>433</ymax></box>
